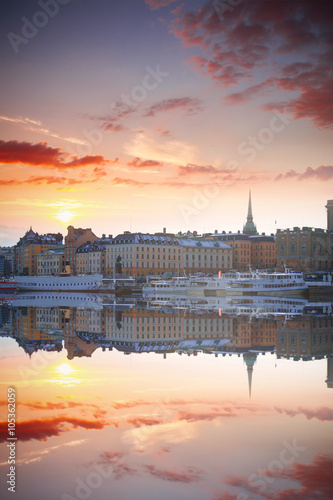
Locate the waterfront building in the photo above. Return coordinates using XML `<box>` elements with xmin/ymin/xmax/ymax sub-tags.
<box><xmin>105</xmin><ymin>232</ymin><xmax>232</xmax><ymax>278</ymax></box>
<box><xmin>326</xmin><ymin>199</ymin><xmax>333</xmax><ymax>232</ymax></box>
<box><xmin>276</xmin><ymin>226</ymin><xmax>332</xmax><ymax>271</ymax></box>
<box><xmin>211</xmin><ymin>232</ymin><xmax>251</xmax><ymax>271</ymax></box>
<box><xmin>276</xmin><ymin>200</ymin><xmax>333</xmax><ymax>271</ymax></box>
<box><xmin>0</xmin><ymin>247</ymin><xmax>14</xmax><ymax>276</ymax></box>
<box><xmin>76</xmin><ymin>235</ymin><xmax>113</xmax><ymax>275</ymax></box>
<box><xmin>37</xmin><ymin>245</ymin><xmax>65</xmax><ymax>275</ymax></box>
<box><xmin>64</xmin><ymin>226</ymin><xmax>98</xmax><ymax>274</ymax></box>
<box><xmin>15</xmin><ymin>227</ymin><xmax>63</xmax><ymax>275</ymax></box>
<box><xmin>250</xmin><ymin>234</ymin><xmax>276</xmax><ymax>269</ymax></box>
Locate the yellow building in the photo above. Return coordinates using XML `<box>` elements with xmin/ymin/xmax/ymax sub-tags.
<box><xmin>15</xmin><ymin>227</ymin><xmax>63</xmax><ymax>275</ymax></box>
<box><xmin>106</xmin><ymin>232</ymin><xmax>232</xmax><ymax>278</ymax></box>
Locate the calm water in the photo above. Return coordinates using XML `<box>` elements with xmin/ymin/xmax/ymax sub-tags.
<box><xmin>0</xmin><ymin>293</ymin><xmax>332</xmax><ymax>500</ymax></box>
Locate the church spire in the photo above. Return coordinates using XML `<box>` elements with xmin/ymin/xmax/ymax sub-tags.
<box><xmin>243</xmin><ymin>189</ymin><xmax>257</xmax><ymax>235</ymax></box>
<box><xmin>247</xmin><ymin>190</ymin><xmax>253</xmax><ymax>222</ymax></box>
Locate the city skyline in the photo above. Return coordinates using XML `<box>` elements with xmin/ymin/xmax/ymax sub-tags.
<box><xmin>1</xmin><ymin>0</ymin><xmax>332</xmax><ymax>246</ymax></box>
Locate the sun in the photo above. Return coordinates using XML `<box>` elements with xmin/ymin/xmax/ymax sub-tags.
<box><xmin>55</xmin><ymin>210</ymin><xmax>75</xmax><ymax>223</ymax></box>
<box><xmin>56</xmin><ymin>363</ymin><xmax>75</xmax><ymax>376</ymax></box>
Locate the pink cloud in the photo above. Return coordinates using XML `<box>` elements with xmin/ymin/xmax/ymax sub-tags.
<box><xmin>143</xmin><ymin>464</ymin><xmax>203</xmax><ymax>483</ymax></box>
<box><xmin>170</xmin><ymin>0</ymin><xmax>333</xmax><ymax>128</ymax></box>
<box><xmin>275</xmin><ymin>165</ymin><xmax>333</xmax><ymax>182</ymax></box>
<box><xmin>145</xmin><ymin>0</ymin><xmax>177</xmax><ymax>10</ymax></box>
<box><xmin>144</xmin><ymin>97</ymin><xmax>203</xmax><ymax>117</ymax></box>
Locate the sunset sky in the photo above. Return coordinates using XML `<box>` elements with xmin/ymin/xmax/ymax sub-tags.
<box><xmin>1</xmin><ymin>0</ymin><xmax>332</xmax><ymax>246</ymax></box>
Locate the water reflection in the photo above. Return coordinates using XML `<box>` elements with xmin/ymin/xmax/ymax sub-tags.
<box><xmin>0</xmin><ymin>293</ymin><xmax>332</xmax><ymax>500</ymax></box>
<box><xmin>1</xmin><ymin>293</ymin><xmax>332</xmax><ymax>388</ymax></box>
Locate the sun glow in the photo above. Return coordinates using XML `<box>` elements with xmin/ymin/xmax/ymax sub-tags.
<box><xmin>56</xmin><ymin>363</ymin><xmax>75</xmax><ymax>376</ymax></box>
<box><xmin>55</xmin><ymin>211</ymin><xmax>75</xmax><ymax>222</ymax></box>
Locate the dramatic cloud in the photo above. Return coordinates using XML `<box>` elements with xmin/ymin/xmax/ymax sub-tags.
<box><xmin>275</xmin><ymin>406</ymin><xmax>333</xmax><ymax>422</ymax></box>
<box><xmin>275</xmin><ymin>165</ymin><xmax>333</xmax><ymax>182</ymax></box>
<box><xmin>0</xmin><ymin>140</ymin><xmax>110</xmax><ymax>168</ymax></box>
<box><xmin>0</xmin><ymin>417</ymin><xmax>109</xmax><ymax>443</ymax></box>
<box><xmin>171</xmin><ymin>0</ymin><xmax>333</xmax><ymax>128</ymax></box>
<box><xmin>127</xmin><ymin>157</ymin><xmax>163</xmax><ymax>168</ymax></box>
<box><xmin>144</xmin><ymin>97</ymin><xmax>203</xmax><ymax>117</ymax></box>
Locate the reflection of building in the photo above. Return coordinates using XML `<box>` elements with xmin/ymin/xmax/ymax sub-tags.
<box><xmin>326</xmin><ymin>356</ymin><xmax>333</xmax><ymax>388</ymax></box>
<box><xmin>276</xmin><ymin>316</ymin><xmax>333</xmax><ymax>360</ymax></box>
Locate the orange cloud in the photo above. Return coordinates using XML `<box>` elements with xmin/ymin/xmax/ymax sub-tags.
<box><xmin>127</xmin><ymin>157</ymin><xmax>163</xmax><ymax>168</ymax></box>
<box><xmin>0</xmin><ymin>140</ymin><xmax>110</xmax><ymax>169</ymax></box>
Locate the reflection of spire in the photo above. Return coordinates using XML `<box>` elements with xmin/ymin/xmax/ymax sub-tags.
<box><xmin>243</xmin><ymin>352</ymin><xmax>257</xmax><ymax>399</ymax></box>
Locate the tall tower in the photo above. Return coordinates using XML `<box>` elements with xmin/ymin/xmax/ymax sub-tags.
<box><xmin>243</xmin><ymin>190</ymin><xmax>257</xmax><ymax>235</ymax></box>
<box><xmin>326</xmin><ymin>200</ymin><xmax>333</xmax><ymax>232</ymax></box>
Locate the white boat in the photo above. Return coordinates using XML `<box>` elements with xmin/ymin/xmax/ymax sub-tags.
<box><xmin>142</xmin><ymin>268</ymin><xmax>308</xmax><ymax>297</ymax></box>
<box><xmin>13</xmin><ymin>274</ymin><xmax>104</xmax><ymax>292</ymax></box>
<box><xmin>225</xmin><ymin>269</ymin><xmax>307</xmax><ymax>296</ymax></box>
<box><xmin>142</xmin><ymin>276</ymin><xmax>192</xmax><ymax>294</ymax></box>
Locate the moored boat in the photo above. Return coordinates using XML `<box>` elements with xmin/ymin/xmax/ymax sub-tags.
<box><xmin>13</xmin><ymin>274</ymin><xmax>104</xmax><ymax>292</ymax></box>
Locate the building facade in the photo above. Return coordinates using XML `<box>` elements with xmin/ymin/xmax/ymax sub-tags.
<box><xmin>250</xmin><ymin>235</ymin><xmax>276</xmax><ymax>269</ymax></box>
<box><xmin>76</xmin><ymin>238</ymin><xmax>112</xmax><ymax>275</ymax></box>
<box><xmin>105</xmin><ymin>232</ymin><xmax>232</xmax><ymax>278</ymax></box>
<box><xmin>276</xmin><ymin>227</ymin><xmax>333</xmax><ymax>271</ymax></box>
<box><xmin>64</xmin><ymin>226</ymin><xmax>99</xmax><ymax>274</ymax></box>
<box><xmin>37</xmin><ymin>246</ymin><xmax>65</xmax><ymax>275</ymax></box>
<box><xmin>212</xmin><ymin>233</ymin><xmax>251</xmax><ymax>271</ymax></box>
<box><xmin>15</xmin><ymin>228</ymin><xmax>63</xmax><ymax>276</ymax></box>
